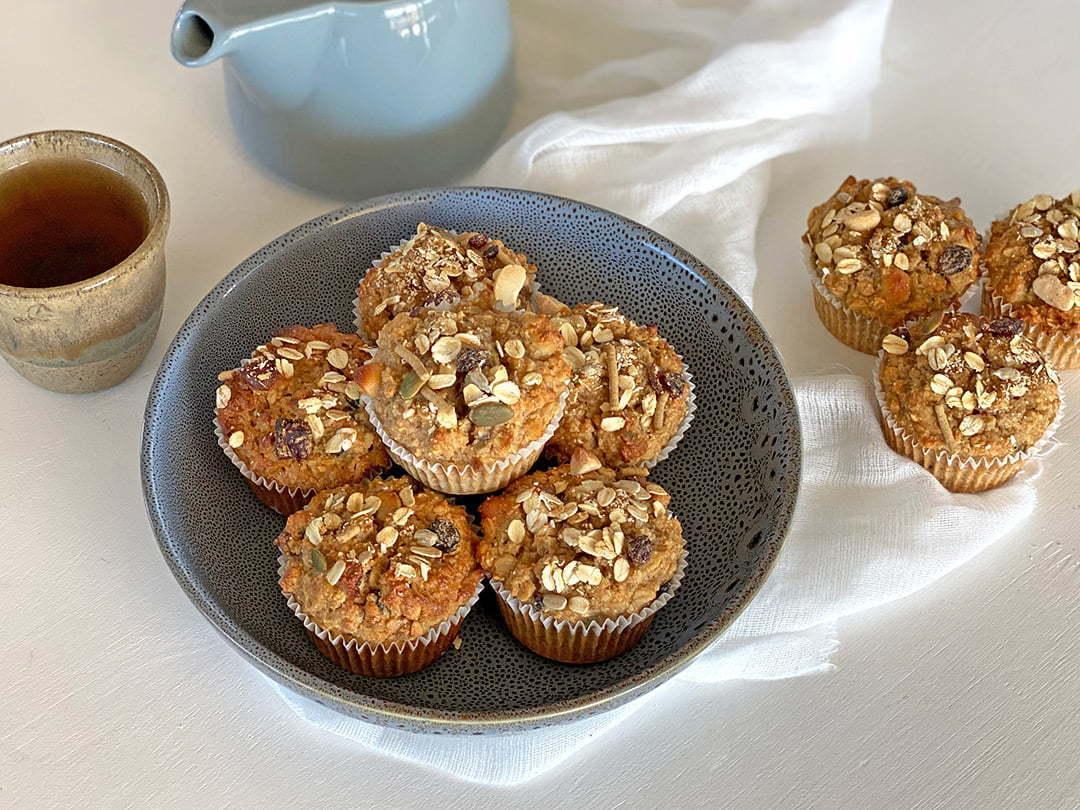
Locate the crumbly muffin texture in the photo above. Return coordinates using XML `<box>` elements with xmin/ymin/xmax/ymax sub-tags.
<box><xmin>544</xmin><ymin>302</ymin><xmax>690</xmax><ymax>467</ymax></box>
<box><xmin>478</xmin><ymin>457</ymin><xmax>683</xmax><ymax>623</ymax></box>
<box><xmin>879</xmin><ymin>312</ymin><xmax>1059</xmax><ymax>458</ymax></box>
<box><xmin>362</xmin><ymin>305</ymin><xmax>570</xmax><ymax>466</ymax></box>
<box><xmin>356</xmin><ymin>222</ymin><xmax>538</xmax><ymax>338</ymax></box>
<box><xmin>983</xmin><ymin>191</ymin><xmax>1080</xmax><ymax>334</ymax></box>
<box><xmin>805</xmin><ymin>176</ymin><xmax>980</xmax><ymax>326</ymax></box>
<box><xmin>277</xmin><ymin>477</ymin><xmax>483</xmax><ymax>645</ymax></box>
<box><xmin>215</xmin><ymin>324</ymin><xmax>390</xmax><ymax>491</ymax></box>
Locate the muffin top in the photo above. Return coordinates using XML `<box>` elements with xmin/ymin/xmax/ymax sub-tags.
<box><xmin>544</xmin><ymin>302</ymin><xmax>690</xmax><ymax>467</ymax></box>
<box><xmin>477</xmin><ymin>453</ymin><xmax>683</xmax><ymax>623</ymax></box>
<box><xmin>983</xmin><ymin>191</ymin><xmax>1080</xmax><ymax>335</ymax></box>
<box><xmin>361</xmin><ymin>305</ymin><xmax>570</xmax><ymax>467</ymax></box>
<box><xmin>878</xmin><ymin>312</ymin><xmax>1059</xmax><ymax>458</ymax></box>
<box><xmin>356</xmin><ymin>222</ymin><xmax>538</xmax><ymax>338</ymax></box>
<box><xmin>805</xmin><ymin>176</ymin><xmax>980</xmax><ymax>326</ymax></box>
<box><xmin>277</xmin><ymin>477</ymin><xmax>483</xmax><ymax>646</ymax></box>
<box><xmin>215</xmin><ymin>324</ymin><xmax>390</xmax><ymax>491</ymax></box>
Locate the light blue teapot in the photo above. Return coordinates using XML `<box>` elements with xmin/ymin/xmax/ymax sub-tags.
<box><xmin>170</xmin><ymin>0</ymin><xmax>514</xmax><ymax>198</ymax></box>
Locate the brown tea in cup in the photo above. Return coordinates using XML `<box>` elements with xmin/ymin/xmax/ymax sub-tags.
<box><xmin>0</xmin><ymin>158</ymin><xmax>149</xmax><ymax>289</ymax></box>
<box><xmin>0</xmin><ymin>130</ymin><xmax>169</xmax><ymax>394</ymax></box>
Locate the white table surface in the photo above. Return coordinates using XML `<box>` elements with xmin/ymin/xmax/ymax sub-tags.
<box><xmin>3</xmin><ymin>1</ymin><xmax>1079</xmax><ymax>807</ymax></box>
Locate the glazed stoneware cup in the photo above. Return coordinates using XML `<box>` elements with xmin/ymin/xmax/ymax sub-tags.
<box><xmin>0</xmin><ymin>130</ymin><xmax>169</xmax><ymax>393</ymax></box>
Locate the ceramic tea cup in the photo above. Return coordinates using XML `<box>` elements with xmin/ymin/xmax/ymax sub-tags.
<box><xmin>0</xmin><ymin>130</ymin><xmax>169</xmax><ymax>393</ymax></box>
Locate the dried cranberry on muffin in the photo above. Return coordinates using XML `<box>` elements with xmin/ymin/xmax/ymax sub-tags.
<box><xmin>876</xmin><ymin>312</ymin><xmax>1060</xmax><ymax>492</ymax></box>
<box><xmin>360</xmin><ymin>304</ymin><xmax>571</xmax><ymax>494</ymax></box>
<box><xmin>355</xmin><ymin>222</ymin><xmax>538</xmax><ymax>339</ymax></box>
<box><xmin>477</xmin><ymin>451</ymin><xmax>685</xmax><ymax>663</ymax></box>
<box><xmin>544</xmin><ymin>302</ymin><xmax>692</xmax><ymax>468</ymax></box>
<box><xmin>982</xmin><ymin>191</ymin><xmax>1080</xmax><ymax>368</ymax></box>
<box><xmin>214</xmin><ymin>324</ymin><xmax>390</xmax><ymax>514</ymax></box>
<box><xmin>277</xmin><ymin>477</ymin><xmax>483</xmax><ymax>677</ymax></box>
<box><xmin>805</xmin><ymin>176</ymin><xmax>980</xmax><ymax>354</ymax></box>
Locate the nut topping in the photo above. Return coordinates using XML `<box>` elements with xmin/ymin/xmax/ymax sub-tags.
<box><xmin>1031</xmin><ymin>274</ymin><xmax>1074</xmax><ymax>311</ymax></box>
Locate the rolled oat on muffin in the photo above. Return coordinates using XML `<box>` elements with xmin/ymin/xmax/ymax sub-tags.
<box><xmin>355</xmin><ymin>222</ymin><xmax>538</xmax><ymax>339</ymax></box>
<box><xmin>981</xmin><ymin>191</ymin><xmax>1080</xmax><ymax>369</ymax></box>
<box><xmin>277</xmin><ymin>477</ymin><xmax>484</xmax><ymax>677</ymax></box>
<box><xmin>214</xmin><ymin>324</ymin><xmax>390</xmax><ymax>514</ymax></box>
<box><xmin>544</xmin><ymin>302</ymin><xmax>693</xmax><ymax>469</ymax></box>
<box><xmin>478</xmin><ymin>452</ymin><xmax>685</xmax><ymax>663</ymax></box>
<box><xmin>360</xmin><ymin>304</ymin><xmax>571</xmax><ymax>494</ymax></box>
<box><xmin>805</xmin><ymin>176</ymin><xmax>980</xmax><ymax>354</ymax></box>
<box><xmin>875</xmin><ymin>311</ymin><xmax>1061</xmax><ymax>492</ymax></box>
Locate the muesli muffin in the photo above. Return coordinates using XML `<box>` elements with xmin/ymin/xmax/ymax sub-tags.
<box><xmin>477</xmin><ymin>450</ymin><xmax>686</xmax><ymax>663</ymax></box>
<box><xmin>355</xmin><ymin>222</ymin><xmax>538</xmax><ymax>339</ymax></box>
<box><xmin>277</xmin><ymin>477</ymin><xmax>484</xmax><ymax>677</ymax></box>
<box><xmin>214</xmin><ymin>324</ymin><xmax>390</xmax><ymax>514</ymax></box>
<box><xmin>543</xmin><ymin>302</ymin><xmax>693</xmax><ymax>468</ymax></box>
<box><xmin>982</xmin><ymin>191</ymin><xmax>1080</xmax><ymax>368</ymax></box>
<box><xmin>360</xmin><ymin>304</ymin><xmax>571</xmax><ymax>494</ymax></box>
<box><xmin>805</xmin><ymin>176</ymin><xmax>980</xmax><ymax>354</ymax></box>
<box><xmin>876</xmin><ymin>311</ymin><xmax>1061</xmax><ymax>492</ymax></box>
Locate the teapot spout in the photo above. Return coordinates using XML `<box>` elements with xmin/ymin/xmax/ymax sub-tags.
<box><xmin>171</xmin><ymin>4</ymin><xmax>228</xmax><ymax>66</ymax></box>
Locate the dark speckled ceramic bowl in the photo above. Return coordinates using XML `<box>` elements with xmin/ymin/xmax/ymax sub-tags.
<box><xmin>141</xmin><ymin>187</ymin><xmax>800</xmax><ymax>734</ymax></box>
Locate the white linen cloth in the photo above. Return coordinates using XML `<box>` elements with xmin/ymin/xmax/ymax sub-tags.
<box><xmin>276</xmin><ymin>0</ymin><xmax>1044</xmax><ymax>783</ymax></box>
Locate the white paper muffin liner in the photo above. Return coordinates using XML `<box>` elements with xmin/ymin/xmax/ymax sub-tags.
<box><xmin>214</xmin><ymin>416</ymin><xmax>315</xmax><ymax>515</ymax></box>
<box><xmin>490</xmin><ymin>549</ymin><xmax>687</xmax><ymax>664</ymax></box>
<box><xmin>353</xmin><ymin>230</ymin><xmax>542</xmax><ymax>339</ymax></box>
<box><xmin>872</xmin><ymin>347</ymin><xmax>1064</xmax><ymax>492</ymax></box>
<box><xmin>806</xmin><ymin>245</ymin><xmax>979</xmax><ymax>356</ymax></box>
<box><xmin>363</xmin><ymin>388</ymin><xmax>568</xmax><ymax>496</ymax></box>
<box><xmin>279</xmin><ymin>555</ymin><xmax>484</xmax><ymax>677</ymax></box>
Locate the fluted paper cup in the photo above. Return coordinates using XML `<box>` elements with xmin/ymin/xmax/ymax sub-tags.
<box><xmin>280</xmin><ymin>555</ymin><xmax>484</xmax><ymax>677</ymax></box>
<box><xmin>363</xmin><ymin>388</ymin><xmax>568</xmax><ymax>496</ymax></box>
<box><xmin>214</xmin><ymin>417</ymin><xmax>314</xmax><ymax>515</ymax></box>
<box><xmin>489</xmin><ymin>551</ymin><xmax>687</xmax><ymax>664</ymax></box>
<box><xmin>873</xmin><ymin>349</ymin><xmax>1063</xmax><ymax>492</ymax></box>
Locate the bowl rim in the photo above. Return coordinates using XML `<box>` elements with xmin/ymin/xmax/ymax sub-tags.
<box><xmin>141</xmin><ymin>185</ymin><xmax>802</xmax><ymax>733</ymax></box>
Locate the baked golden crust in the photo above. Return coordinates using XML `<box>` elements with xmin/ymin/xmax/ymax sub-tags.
<box><xmin>982</xmin><ymin>192</ymin><xmax>1080</xmax><ymax>336</ymax></box>
<box><xmin>878</xmin><ymin>312</ymin><xmax>1059</xmax><ymax>458</ymax></box>
<box><xmin>215</xmin><ymin>324</ymin><xmax>389</xmax><ymax>492</ymax></box>
<box><xmin>805</xmin><ymin>176</ymin><xmax>980</xmax><ymax>326</ymax></box>
<box><xmin>477</xmin><ymin>460</ymin><xmax>683</xmax><ymax>623</ymax></box>
<box><xmin>277</xmin><ymin>477</ymin><xmax>483</xmax><ymax>646</ymax></box>
<box><xmin>544</xmin><ymin>302</ymin><xmax>690</xmax><ymax>467</ymax></box>
<box><xmin>356</xmin><ymin>222</ymin><xmax>538</xmax><ymax>338</ymax></box>
<box><xmin>363</xmin><ymin>305</ymin><xmax>570</xmax><ymax>467</ymax></box>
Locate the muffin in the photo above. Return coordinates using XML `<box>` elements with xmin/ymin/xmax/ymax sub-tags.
<box><xmin>355</xmin><ymin>222</ymin><xmax>538</xmax><ymax>339</ymax></box>
<box><xmin>277</xmin><ymin>477</ymin><xmax>484</xmax><ymax>677</ymax></box>
<box><xmin>214</xmin><ymin>324</ymin><xmax>390</xmax><ymax>514</ymax></box>
<box><xmin>478</xmin><ymin>451</ymin><xmax>686</xmax><ymax>663</ymax></box>
<box><xmin>544</xmin><ymin>302</ymin><xmax>693</xmax><ymax>468</ymax></box>
<box><xmin>805</xmin><ymin>176</ymin><xmax>980</xmax><ymax>354</ymax></box>
<box><xmin>982</xmin><ymin>191</ymin><xmax>1080</xmax><ymax>369</ymax></box>
<box><xmin>875</xmin><ymin>312</ymin><xmax>1061</xmax><ymax>492</ymax></box>
<box><xmin>360</xmin><ymin>304</ymin><xmax>571</xmax><ymax>494</ymax></box>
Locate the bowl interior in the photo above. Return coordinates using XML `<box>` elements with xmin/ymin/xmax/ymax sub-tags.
<box><xmin>142</xmin><ymin>187</ymin><xmax>800</xmax><ymax>732</ymax></box>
